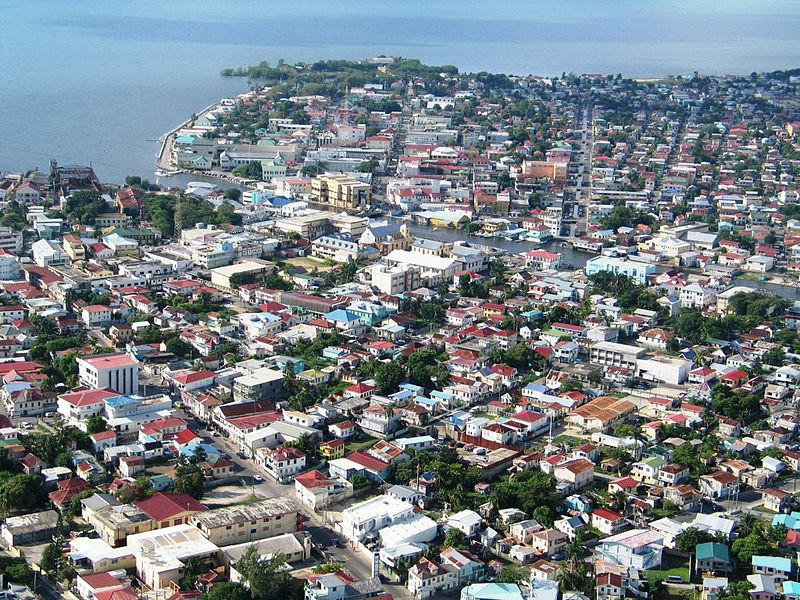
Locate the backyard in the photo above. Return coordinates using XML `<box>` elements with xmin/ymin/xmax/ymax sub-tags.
<box><xmin>644</xmin><ymin>553</ymin><xmax>691</xmax><ymax>585</ymax></box>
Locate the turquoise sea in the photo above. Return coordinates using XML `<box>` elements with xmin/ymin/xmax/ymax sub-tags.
<box><xmin>1</xmin><ymin>0</ymin><xmax>799</xmax><ymax>181</ymax></box>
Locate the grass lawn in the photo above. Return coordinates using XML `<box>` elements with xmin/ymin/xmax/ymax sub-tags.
<box><xmin>645</xmin><ymin>553</ymin><xmax>690</xmax><ymax>585</ymax></box>
<box><xmin>345</xmin><ymin>438</ymin><xmax>377</xmax><ymax>454</ymax></box>
<box><xmin>553</xmin><ymin>434</ymin><xmax>583</xmax><ymax>447</ymax></box>
<box><xmin>284</xmin><ymin>256</ymin><xmax>336</xmax><ymax>271</ymax></box>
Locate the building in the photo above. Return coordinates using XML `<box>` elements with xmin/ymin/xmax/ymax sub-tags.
<box><xmin>591</xmin><ymin>509</ymin><xmax>627</xmax><ymax>535</ymax></box>
<box><xmin>311</xmin><ymin>174</ymin><xmax>371</xmax><ymax>210</ymax></box>
<box><xmin>233</xmin><ymin>367</ymin><xmax>286</xmax><ymax>403</ymax></box>
<box><xmin>294</xmin><ymin>470</ymin><xmax>353</xmax><ymax>510</ymax></box>
<box><xmin>590</xmin><ymin>342</ymin><xmax>646</xmax><ymax>370</ymax></box>
<box><xmin>256</xmin><ymin>445</ymin><xmax>306</xmax><ymax>482</ymax></box>
<box><xmin>407</xmin><ymin>557</ymin><xmax>458</xmax><ymax>599</ymax></box>
<box><xmin>134</xmin><ymin>492</ymin><xmax>207</xmax><ymax>529</ymax></box>
<box><xmin>385</xmin><ymin>249</ymin><xmax>459</xmax><ymax>286</ymax></box>
<box><xmin>82</xmin><ymin>304</ymin><xmax>113</xmax><ymax>327</ymax></box>
<box><xmin>596</xmin><ymin>529</ymin><xmax>664</xmax><ymax>569</ymax></box>
<box><xmin>90</xmin><ymin>503</ymin><xmax>155</xmax><ymax>547</ymax></box>
<box><xmin>189</xmin><ymin>498</ymin><xmax>298</xmax><ymax>546</ymax></box>
<box><xmin>0</xmin><ymin>227</ymin><xmax>23</xmax><ymax>254</ymax></box>
<box><xmin>209</xmin><ymin>259</ymin><xmax>274</xmax><ymax>291</ymax></box>
<box><xmin>339</xmin><ymin>494</ymin><xmax>415</xmax><ymax>542</ymax></box>
<box><xmin>526</xmin><ymin>250</ymin><xmax>562</xmax><ymax>271</ymax></box>
<box><xmin>32</xmin><ymin>239</ymin><xmax>68</xmax><ymax>267</ymax></box>
<box><xmin>371</xmin><ymin>264</ymin><xmax>421</xmax><ymax>295</ymax></box>
<box><xmin>696</xmin><ymin>542</ymin><xmax>732</xmax><ymax>573</ymax></box>
<box><xmin>126</xmin><ymin>524</ymin><xmax>219</xmax><ymax>591</ymax></box>
<box><xmin>585</xmin><ymin>256</ymin><xmax>656</xmax><ymax>285</ymax></box>
<box><xmin>0</xmin><ymin>249</ymin><xmax>21</xmax><ymax>279</ymax></box>
<box><xmin>1</xmin><ymin>510</ymin><xmax>63</xmax><ymax>547</ymax></box>
<box><xmin>77</xmin><ymin>353</ymin><xmax>139</xmax><ymax>396</ymax></box>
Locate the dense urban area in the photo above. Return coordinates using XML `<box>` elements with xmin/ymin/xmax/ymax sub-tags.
<box><xmin>1</xmin><ymin>57</ymin><xmax>800</xmax><ymax>600</ymax></box>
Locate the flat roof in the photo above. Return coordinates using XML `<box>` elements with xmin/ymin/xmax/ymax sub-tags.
<box><xmin>190</xmin><ymin>498</ymin><xmax>297</xmax><ymax>530</ymax></box>
<box><xmin>79</xmin><ymin>353</ymin><xmax>138</xmax><ymax>369</ymax></box>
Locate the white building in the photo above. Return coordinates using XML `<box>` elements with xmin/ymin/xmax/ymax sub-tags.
<box><xmin>596</xmin><ymin>529</ymin><xmax>664</xmax><ymax>569</ymax></box>
<box><xmin>77</xmin><ymin>353</ymin><xmax>139</xmax><ymax>396</ymax></box>
<box><xmin>371</xmin><ymin>264</ymin><xmax>421</xmax><ymax>295</ymax></box>
<box><xmin>339</xmin><ymin>494</ymin><xmax>414</xmax><ymax>542</ymax></box>
<box><xmin>0</xmin><ymin>228</ymin><xmax>23</xmax><ymax>254</ymax></box>
<box><xmin>32</xmin><ymin>239</ymin><xmax>68</xmax><ymax>268</ymax></box>
<box><xmin>82</xmin><ymin>305</ymin><xmax>113</xmax><ymax>327</ymax></box>
<box><xmin>680</xmin><ymin>284</ymin><xmax>714</xmax><ymax>309</ymax></box>
<box><xmin>384</xmin><ymin>250</ymin><xmax>459</xmax><ymax>286</ymax></box>
<box><xmin>0</xmin><ymin>249</ymin><xmax>21</xmax><ymax>280</ymax></box>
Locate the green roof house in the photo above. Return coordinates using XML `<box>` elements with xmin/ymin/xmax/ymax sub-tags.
<box><xmin>696</xmin><ymin>542</ymin><xmax>732</xmax><ymax>573</ymax></box>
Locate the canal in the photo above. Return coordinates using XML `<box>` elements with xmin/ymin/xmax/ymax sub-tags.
<box><xmin>398</xmin><ymin>220</ymin><xmax>800</xmax><ymax>301</ymax></box>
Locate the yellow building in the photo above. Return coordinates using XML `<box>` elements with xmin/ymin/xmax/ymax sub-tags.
<box><xmin>311</xmin><ymin>174</ymin><xmax>371</xmax><ymax>210</ymax></box>
<box><xmin>319</xmin><ymin>439</ymin><xmax>346</xmax><ymax>460</ymax></box>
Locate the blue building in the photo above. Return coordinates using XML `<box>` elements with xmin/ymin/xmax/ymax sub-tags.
<box><xmin>585</xmin><ymin>256</ymin><xmax>656</xmax><ymax>285</ymax></box>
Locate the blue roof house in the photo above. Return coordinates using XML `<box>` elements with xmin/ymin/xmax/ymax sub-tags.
<box><xmin>752</xmin><ymin>555</ymin><xmax>793</xmax><ymax>581</ymax></box>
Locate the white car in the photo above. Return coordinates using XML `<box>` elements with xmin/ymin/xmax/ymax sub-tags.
<box><xmin>253</xmin><ymin>475</ymin><xmax>264</xmax><ymax>483</ymax></box>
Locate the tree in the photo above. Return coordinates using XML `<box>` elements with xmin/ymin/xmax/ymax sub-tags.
<box><xmin>560</xmin><ymin>379</ymin><xmax>583</xmax><ymax>393</ymax></box>
<box><xmin>179</xmin><ymin>556</ymin><xmax>207</xmax><ymax>591</ymax></box>
<box><xmin>235</xmin><ymin>546</ymin><xmax>290</xmax><ymax>600</ymax></box>
<box><xmin>39</xmin><ymin>539</ymin><xmax>62</xmax><ymax>575</ymax></box>
<box><xmin>116</xmin><ymin>477</ymin><xmax>154</xmax><ymax>503</ymax></box>
<box><xmin>86</xmin><ymin>415</ymin><xmax>108</xmax><ymax>434</ymax></box>
<box><xmin>0</xmin><ymin>474</ymin><xmax>47</xmax><ymax>515</ymax></box>
<box><xmin>732</xmin><ymin>531</ymin><xmax>773</xmax><ymax>564</ymax></box>
<box><xmin>763</xmin><ymin>347</ymin><xmax>785</xmax><ymax>367</ymax></box>
<box><xmin>223</xmin><ymin>188</ymin><xmax>242</xmax><ymax>202</ymax></box>
<box><xmin>674</xmin><ymin>527</ymin><xmax>718</xmax><ymax>552</ymax></box>
<box><xmin>498</xmin><ymin>563</ymin><xmax>530</xmax><ymax>584</ymax></box>
<box><xmin>216</xmin><ymin>201</ymin><xmax>242</xmax><ymax>226</ymax></box>
<box><xmin>202</xmin><ymin>582</ymin><xmax>252</xmax><ymax>600</ymax></box>
<box><xmin>718</xmin><ymin>581</ymin><xmax>754</xmax><ymax>600</ymax></box>
<box><xmin>531</xmin><ymin>505</ymin><xmax>554</xmax><ymax>527</ymax></box>
<box><xmin>174</xmin><ymin>459</ymin><xmax>205</xmax><ymax>500</ymax></box>
<box><xmin>166</xmin><ymin>336</ymin><xmax>193</xmax><ymax>358</ymax></box>
<box><xmin>710</xmin><ymin>384</ymin><xmax>763</xmax><ymax>425</ymax></box>
<box><xmin>374</xmin><ymin>361</ymin><xmax>405</xmax><ymax>395</ymax></box>
<box><xmin>443</xmin><ymin>528</ymin><xmax>467</xmax><ymax>550</ymax></box>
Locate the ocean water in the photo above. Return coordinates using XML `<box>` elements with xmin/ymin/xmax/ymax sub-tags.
<box><xmin>1</xmin><ymin>0</ymin><xmax>799</xmax><ymax>181</ymax></box>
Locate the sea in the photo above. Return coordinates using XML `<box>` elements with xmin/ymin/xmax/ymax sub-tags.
<box><xmin>1</xmin><ymin>0</ymin><xmax>799</xmax><ymax>182</ymax></box>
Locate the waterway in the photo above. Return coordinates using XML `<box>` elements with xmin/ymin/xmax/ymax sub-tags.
<box><xmin>398</xmin><ymin>220</ymin><xmax>800</xmax><ymax>300</ymax></box>
<box><xmin>3</xmin><ymin>0</ymin><xmax>800</xmax><ymax>181</ymax></box>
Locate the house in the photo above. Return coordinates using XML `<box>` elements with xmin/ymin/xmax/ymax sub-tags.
<box><xmin>699</xmin><ymin>471</ymin><xmax>739</xmax><ymax>499</ymax></box>
<box><xmin>329</xmin><ymin>420</ymin><xmax>357</xmax><ymax>439</ymax></box>
<box><xmin>134</xmin><ymin>492</ymin><xmax>207</xmax><ymax>529</ymax></box>
<box><xmin>752</xmin><ymin>556</ymin><xmax>792</xmax><ymax>581</ymax></box>
<box><xmin>596</xmin><ymin>573</ymin><xmax>625</xmax><ymax>600</ymax></box>
<box><xmin>447</xmin><ymin>509</ymin><xmax>482</xmax><ymax>538</ymax></box>
<box><xmin>596</xmin><ymin>529</ymin><xmax>664</xmax><ymax>569</ymax></box>
<box><xmin>256</xmin><ymin>445</ymin><xmax>306</xmax><ymax>483</ymax></box>
<box><xmin>747</xmin><ymin>574</ymin><xmax>778</xmax><ymax>600</ymax></box>
<box><xmin>407</xmin><ymin>557</ymin><xmax>458</xmax><ymax>599</ymax></box>
<box><xmin>339</xmin><ymin>494</ymin><xmax>415</xmax><ymax>542</ymax></box>
<box><xmin>530</xmin><ymin>528</ymin><xmax>568</xmax><ymax>557</ymax></box>
<box><xmin>304</xmin><ymin>570</ymin><xmax>384</xmax><ymax>600</ymax></box>
<box><xmin>696</xmin><ymin>542</ymin><xmax>732</xmax><ymax>574</ymax></box>
<box><xmin>631</xmin><ymin>456</ymin><xmax>665</xmax><ymax>485</ymax></box>
<box><xmin>762</xmin><ymin>488</ymin><xmax>791</xmax><ymax>513</ymax></box>
<box><xmin>591</xmin><ymin>509</ymin><xmax>627</xmax><ymax>536</ymax></box>
<box><xmin>294</xmin><ymin>470</ymin><xmax>353</xmax><ymax>511</ymax></box>
<box><xmin>553</xmin><ymin>458</ymin><xmax>595</xmax><ymax>491</ymax></box>
<box><xmin>189</xmin><ymin>497</ymin><xmax>298</xmax><ymax>546</ymax></box>
<box><xmin>1</xmin><ymin>510</ymin><xmax>63</xmax><ymax>547</ymax></box>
